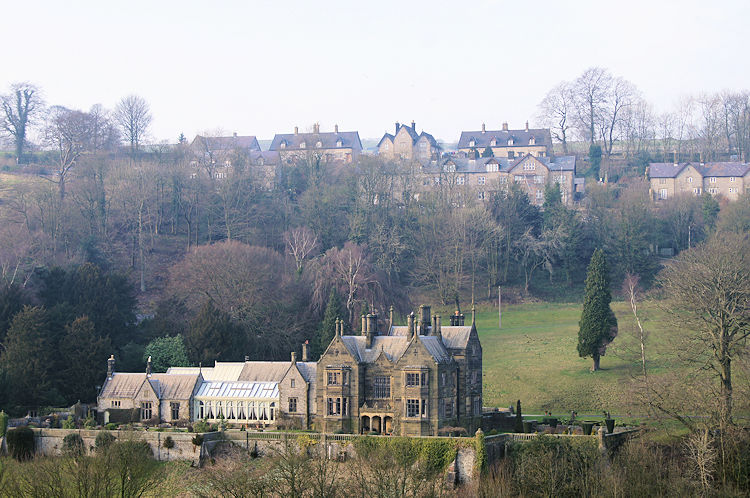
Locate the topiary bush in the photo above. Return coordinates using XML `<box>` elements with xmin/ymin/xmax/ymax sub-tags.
<box><xmin>6</xmin><ymin>426</ymin><xmax>35</xmax><ymax>461</ymax></box>
<box><xmin>62</xmin><ymin>433</ymin><xmax>85</xmax><ymax>457</ymax></box>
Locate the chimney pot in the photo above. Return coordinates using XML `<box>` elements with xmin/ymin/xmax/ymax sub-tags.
<box><xmin>146</xmin><ymin>356</ymin><xmax>152</xmax><ymax>376</ymax></box>
<box><xmin>107</xmin><ymin>354</ymin><xmax>115</xmax><ymax>379</ymax></box>
<box><xmin>294</xmin><ymin>126</ymin><xmax>299</xmax><ymax>135</ymax></box>
<box><xmin>361</xmin><ymin>315</ymin><xmax>367</xmax><ymax>335</ymax></box>
<box><xmin>233</xmin><ymin>132</ymin><xmax>237</xmax><ymax>137</ymax></box>
<box><xmin>291</xmin><ymin>351</ymin><xmax>297</xmax><ymax>364</ymax></box>
<box><xmin>502</xmin><ymin>122</ymin><xmax>509</xmax><ymax>132</ymax></box>
<box><xmin>244</xmin><ymin>355</ymin><xmax>250</xmax><ymax>362</ymax></box>
<box><xmin>525</xmin><ymin>121</ymin><xmax>529</xmax><ymax>132</ymax></box>
<box><xmin>367</xmin><ymin>313</ymin><xmax>377</xmax><ymax>336</ymax></box>
<box><xmin>411</xmin><ymin>120</ymin><xmax>416</xmax><ymax>131</ymax></box>
<box><xmin>436</xmin><ymin>315</ymin><xmax>442</xmax><ymax>338</ymax></box>
<box><xmin>408</xmin><ymin>312</ymin><xmax>415</xmax><ymax>340</ymax></box>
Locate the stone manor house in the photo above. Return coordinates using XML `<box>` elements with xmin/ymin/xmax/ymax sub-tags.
<box><xmin>97</xmin><ymin>305</ymin><xmax>482</xmax><ymax>436</ymax></box>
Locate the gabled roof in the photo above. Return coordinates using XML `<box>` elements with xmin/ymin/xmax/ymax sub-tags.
<box><xmin>378</xmin><ymin>124</ymin><xmax>440</xmax><ymax>151</ymax></box>
<box><xmin>377</xmin><ymin>133</ymin><xmax>395</xmax><ymax>148</ymax></box>
<box><xmin>458</xmin><ymin>128</ymin><xmax>552</xmax><ymax>149</ymax></box>
<box><xmin>248</xmin><ymin>150</ymin><xmax>280</xmax><ymax>165</ymax></box>
<box><xmin>649</xmin><ymin>162</ymin><xmax>750</xmax><ymax>178</ymax></box>
<box><xmin>100</xmin><ymin>372</ymin><xmax>200</xmax><ymax>400</ymax></box>
<box><xmin>191</xmin><ymin>135</ymin><xmax>261</xmax><ymax>152</ymax></box>
<box><xmin>238</xmin><ymin>361</ymin><xmax>295</xmax><ymax>382</ymax></box>
<box><xmin>426</xmin><ymin>154</ymin><xmax>575</xmax><ymax>174</ymax></box>
<box><xmin>339</xmin><ymin>334</ymin><xmax>452</xmax><ymax>364</ymax></box>
<box><xmin>269</xmin><ymin>131</ymin><xmax>362</xmax><ymax>152</ymax></box>
<box><xmin>440</xmin><ymin>326</ymin><xmax>473</xmax><ymax>350</ymax></box>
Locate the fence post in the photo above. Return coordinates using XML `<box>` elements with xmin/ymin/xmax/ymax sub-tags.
<box><xmin>597</xmin><ymin>427</ymin><xmax>606</xmax><ymax>455</ymax></box>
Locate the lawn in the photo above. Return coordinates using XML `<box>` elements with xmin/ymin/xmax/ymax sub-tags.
<box><xmin>459</xmin><ymin>300</ymin><xmax>688</xmax><ymax>417</ymax></box>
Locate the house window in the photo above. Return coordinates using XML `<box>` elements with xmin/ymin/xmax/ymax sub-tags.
<box><xmin>534</xmin><ymin>175</ymin><xmax>544</xmax><ymax>184</ymax></box>
<box><xmin>374</xmin><ymin>376</ymin><xmax>391</xmax><ymax>398</ymax></box>
<box><xmin>111</xmin><ymin>400</ymin><xmax>121</xmax><ymax>408</ymax></box>
<box><xmin>170</xmin><ymin>402</ymin><xmax>180</xmax><ymax>420</ymax></box>
<box><xmin>529</xmin><ymin>137</ymin><xmax>536</xmax><ymax>145</ymax></box>
<box><xmin>327</xmin><ymin>371</ymin><xmax>341</xmax><ymax>385</ymax></box>
<box><xmin>227</xmin><ymin>401</ymin><xmax>234</xmax><ymax>419</ymax></box>
<box><xmin>524</xmin><ymin>163</ymin><xmax>535</xmax><ymax>171</ymax></box>
<box><xmin>316</xmin><ymin>141</ymin><xmax>322</xmax><ymax>148</ymax></box>
<box><xmin>486</xmin><ymin>163</ymin><xmax>499</xmax><ymax>172</ymax></box>
<box><xmin>478</xmin><ymin>176</ymin><xmax>486</xmax><ymax>185</ymax></box>
<box><xmin>710</xmin><ymin>177</ymin><xmax>717</xmax><ymax>183</ymax></box>
<box><xmin>289</xmin><ymin>397</ymin><xmax>297</xmax><ymax>413</ymax></box>
<box><xmin>457</xmin><ymin>176</ymin><xmax>465</xmax><ymax>185</ymax></box>
<box><xmin>709</xmin><ymin>188</ymin><xmax>718</xmax><ymax>194</ymax></box>
<box><xmin>490</xmin><ymin>139</ymin><xmax>497</xmax><ymax>146</ymax></box>
<box><xmin>729</xmin><ymin>187</ymin><xmax>738</xmax><ymax>193</ymax></box>
<box><xmin>198</xmin><ymin>401</ymin><xmax>205</xmax><ymax>419</ymax></box>
<box><xmin>536</xmin><ymin>191</ymin><xmax>544</xmax><ymax>200</ymax></box>
<box><xmin>473</xmin><ymin>397</ymin><xmax>481</xmax><ymax>415</ymax></box>
<box><xmin>444</xmin><ymin>164</ymin><xmax>456</xmax><ymax>173</ymax></box>
<box><xmin>280</xmin><ymin>142</ymin><xmax>286</xmax><ymax>149</ymax></box>
<box><xmin>508</xmin><ymin>151</ymin><xmax>515</xmax><ymax>159</ymax></box>
<box><xmin>441</xmin><ymin>372</ymin><xmax>446</xmax><ymax>387</ymax></box>
<box><xmin>659</xmin><ymin>189</ymin><xmax>668</xmax><ymax>199</ymax></box>
<box><xmin>730</xmin><ymin>177</ymin><xmax>735</xmax><ymax>182</ymax></box>
<box><xmin>508</xmin><ymin>139</ymin><xmax>514</xmax><ymax>146</ymax></box>
<box><xmin>499</xmin><ymin>176</ymin><xmax>508</xmax><ymax>184</ymax></box>
<box><xmin>687</xmin><ymin>176</ymin><xmax>693</xmax><ymax>183</ymax></box>
<box><xmin>421</xmin><ymin>399</ymin><xmax>428</xmax><ymax>417</ymax></box>
<box><xmin>659</xmin><ymin>178</ymin><xmax>666</xmax><ymax>184</ymax></box>
<box><xmin>140</xmin><ymin>402</ymin><xmax>152</xmax><ymax>421</ymax></box>
<box><xmin>299</xmin><ymin>142</ymin><xmax>306</xmax><ymax>149</ymax></box>
<box><xmin>406</xmin><ymin>373</ymin><xmax>420</xmax><ymax>387</ymax></box>
<box><xmin>336</xmin><ymin>139</ymin><xmax>343</xmax><ymax>147</ymax></box>
<box><xmin>326</xmin><ymin>397</ymin><xmax>347</xmax><ymax>416</ymax></box>
<box><xmin>444</xmin><ymin>399</ymin><xmax>454</xmax><ymax>418</ymax></box>
<box><xmin>406</xmin><ymin>399</ymin><xmax>420</xmax><ymax>418</ymax></box>
<box><xmin>478</xmin><ymin>191</ymin><xmax>485</xmax><ymax>200</ymax></box>
<box><xmin>469</xmin><ymin>139</ymin><xmax>476</xmax><ymax>147</ymax></box>
<box><xmin>343</xmin><ymin>398</ymin><xmax>349</xmax><ymax>415</ymax></box>
<box><xmin>238</xmin><ymin>402</ymin><xmax>245</xmax><ymax>419</ymax></box>
<box><xmin>693</xmin><ymin>188</ymin><xmax>702</xmax><ymax>195</ymax></box>
<box><xmin>514</xmin><ymin>175</ymin><xmax>524</xmax><ymax>183</ymax></box>
<box><xmin>291</xmin><ymin>378</ymin><xmax>295</xmax><ymax>388</ymax></box>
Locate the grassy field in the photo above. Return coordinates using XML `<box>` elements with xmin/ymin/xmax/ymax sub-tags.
<box><xmin>440</xmin><ymin>300</ymin><xmax>688</xmax><ymax>417</ymax></box>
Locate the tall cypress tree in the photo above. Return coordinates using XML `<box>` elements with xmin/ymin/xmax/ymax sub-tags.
<box><xmin>317</xmin><ymin>289</ymin><xmax>345</xmax><ymax>359</ymax></box>
<box><xmin>577</xmin><ymin>249</ymin><xmax>618</xmax><ymax>371</ymax></box>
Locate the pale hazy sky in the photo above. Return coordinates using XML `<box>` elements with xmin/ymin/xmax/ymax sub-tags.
<box><xmin>3</xmin><ymin>0</ymin><xmax>748</xmax><ymax>143</ymax></box>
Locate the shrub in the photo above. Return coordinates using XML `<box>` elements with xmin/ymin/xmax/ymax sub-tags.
<box><xmin>105</xmin><ymin>423</ymin><xmax>118</xmax><ymax>430</ymax></box>
<box><xmin>163</xmin><ymin>435</ymin><xmax>175</xmax><ymax>449</ymax></box>
<box><xmin>192</xmin><ymin>419</ymin><xmax>210</xmax><ymax>433</ymax></box>
<box><xmin>6</xmin><ymin>426</ymin><xmax>35</xmax><ymax>461</ymax></box>
<box><xmin>95</xmin><ymin>431</ymin><xmax>116</xmax><ymax>450</ymax></box>
<box><xmin>62</xmin><ymin>415</ymin><xmax>76</xmax><ymax>429</ymax></box>
<box><xmin>62</xmin><ymin>433</ymin><xmax>85</xmax><ymax>457</ymax></box>
<box><xmin>83</xmin><ymin>415</ymin><xmax>96</xmax><ymax>429</ymax></box>
<box><xmin>192</xmin><ymin>434</ymin><xmax>204</xmax><ymax>447</ymax></box>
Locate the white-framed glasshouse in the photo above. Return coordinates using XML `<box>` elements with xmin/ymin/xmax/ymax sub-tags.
<box><xmin>194</xmin><ymin>381</ymin><xmax>279</xmax><ymax>425</ymax></box>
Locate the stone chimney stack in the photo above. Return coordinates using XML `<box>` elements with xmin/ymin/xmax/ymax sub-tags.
<box><xmin>482</xmin><ymin>123</ymin><xmax>486</xmax><ymax>133</ymax></box>
<box><xmin>420</xmin><ymin>305</ymin><xmax>431</xmax><ymax>334</ymax></box>
<box><xmin>432</xmin><ymin>315</ymin><xmax>437</xmax><ymax>335</ymax></box>
<box><xmin>302</xmin><ymin>341</ymin><xmax>309</xmax><ymax>362</ymax></box>
<box><xmin>459</xmin><ymin>314</ymin><xmax>465</xmax><ymax>326</ymax></box>
<box><xmin>367</xmin><ymin>313</ymin><xmax>377</xmax><ymax>336</ymax></box>
<box><xmin>107</xmin><ymin>354</ymin><xmax>115</xmax><ymax>380</ymax></box>
<box><xmin>502</xmin><ymin>122</ymin><xmax>509</xmax><ymax>132</ymax></box>
<box><xmin>408</xmin><ymin>312</ymin><xmax>415</xmax><ymax>340</ymax></box>
<box><xmin>335</xmin><ymin>124</ymin><xmax>339</xmax><ymax>133</ymax></box>
<box><xmin>335</xmin><ymin>318</ymin><xmax>341</xmax><ymax>338</ymax></box>
<box><xmin>395</xmin><ymin>122</ymin><xmax>400</xmax><ymax>133</ymax></box>
<box><xmin>471</xmin><ymin>304</ymin><xmax>476</xmax><ymax>325</ymax></box>
<box><xmin>146</xmin><ymin>356</ymin><xmax>152</xmax><ymax>377</ymax></box>
<box><xmin>673</xmin><ymin>150</ymin><xmax>678</xmax><ymax>166</ymax></box>
<box><xmin>313</xmin><ymin>123</ymin><xmax>320</xmax><ymax>134</ymax></box>
<box><xmin>233</xmin><ymin>131</ymin><xmax>238</xmax><ymax>137</ymax></box>
<box><xmin>291</xmin><ymin>351</ymin><xmax>297</xmax><ymax>364</ymax></box>
<box><xmin>525</xmin><ymin>121</ymin><xmax>529</xmax><ymax>132</ymax></box>
<box><xmin>436</xmin><ymin>315</ymin><xmax>442</xmax><ymax>339</ymax></box>
<box><xmin>361</xmin><ymin>314</ymin><xmax>367</xmax><ymax>335</ymax></box>
<box><xmin>411</xmin><ymin>120</ymin><xmax>416</xmax><ymax>131</ymax></box>
<box><xmin>294</xmin><ymin>126</ymin><xmax>299</xmax><ymax>135</ymax></box>
<box><xmin>389</xmin><ymin>305</ymin><xmax>394</xmax><ymax>330</ymax></box>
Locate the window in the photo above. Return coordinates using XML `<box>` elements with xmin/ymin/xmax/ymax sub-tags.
<box><xmin>421</xmin><ymin>372</ymin><xmax>429</xmax><ymax>386</ymax></box>
<box><xmin>374</xmin><ymin>376</ymin><xmax>391</xmax><ymax>398</ymax></box>
<box><xmin>227</xmin><ymin>401</ymin><xmax>234</xmax><ymax>419</ymax></box>
<box><xmin>478</xmin><ymin>191</ymin><xmax>485</xmax><ymax>200</ymax></box>
<box><xmin>710</xmin><ymin>177</ymin><xmax>717</xmax><ymax>183</ymax></box>
<box><xmin>693</xmin><ymin>188</ymin><xmax>702</xmax><ymax>195</ymax></box>
<box><xmin>406</xmin><ymin>399</ymin><xmax>420</xmax><ymax>418</ymax></box>
<box><xmin>326</xmin><ymin>397</ymin><xmax>345</xmax><ymax>416</ymax></box>
<box><xmin>508</xmin><ymin>151</ymin><xmax>515</xmax><ymax>159</ymax></box>
<box><xmin>336</xmin><ymin>139</ymin><xmax>343</xmax><ymax>147</ymax></box>
<box><xmin>709</xmin><ymin>187</ymin><xmax>718</xmax><ymax>194</ymax></box>
<box><xmin>514</xmin><ymin>175</ymin><xmax>524</xmax><ymax>183</ymax></box>
<box><xmin>421</xmin><ymin>399</ymin><xmax>428</xmax><ymax>417</ymax></box>
<box><xmin>316</xmin><ymin>141</ymin><xmax>322</xmax><ymax>148</ymax></box>
<box><xmin>729</xmin><ymin>187</ymin><xmax>738</xmax><ymax>193</ymax></box>
<box><xmin>508</xmin><ymin>139</ymin><xmax>514</xmax><ymax>146</ymax></box>
<box><xmin>659</xmin><ymin>189</ymin><xmax>668</xmax><ymax>199</ymax></box>
<box><xmin>730</xmin><ymin>177</ymin><xmax>735</xmax><ymax>182</ymax></box>
<box><xmin>529</xmin><ymin>137</ymin><xmax>536</xmax><ymax>145</ymax></box>
<box><xmin>490</xmin><ymin>139</ymin><xmax>497</xmax><ymax>146</ymax></box>
<box><xmin>523</xmin><ymin>163</ymin><xmax>535</xmax><ymax>171</ymax></box>
<box><xmin>444</xmin><ymin>163</ymin><xmax>456</xmax><ymax>173</ymax></box>
<box><xmin>473</xmin><ymin>397</ymin><xmax>481</xmax><ymax>415</ymax></box>
<box><xmin>444</xmin><ymin>399</ymin><xmax>454</xmax><ymax>418</ymax></box>
<box><xmin>486</xmin><ymin>163</ymin><xmax>499</xmax><ymax>172</ymax></box>
<box><xmin>206</xmin><ymin>401</ymin><xmax>213</xmax><ymax>419</ymax></box>
<box><xmin>534</xmin><ymin>175</ymin><xmax>544</xmax><ymax>184</ymax></box>
<box><xmin>140</xmin><ymin>402</ymin><xmax>152</xmax><ymax>420</ymax></box>
<box><xmin>342</xmin><ymin>398</ymin><xmax>349</xmax><ymax>415</ymax></box>
<box><xmin>171</xmin><ymin>402</ymin><xmax>180</xmax><ymax>420</ymax></box>
<box><xmin>478</xmin><ymin>176</ymin><xmax>486</xmax><ymax>185</ymax></box>
<box><xmin>687</xmin><ymin>176</ymin><xmax>693</xmax><ymax>183</ymax></box>
<box><xmin>111</xmin><ymin>400</ymin><xmax>121</xmax><ymax>408</ymax></box>
<box><xmin>327</xmin><ymin>371</ymin><xmax>341</xmax><ymax>385</ymax></box>
<box><xmin>538</xmin><ymin>151</ymin><xmax>546</xmax><ymax>157</ymax></box>
<box><xmin>456</xmin><ymin>176</ymin><xmax>465</xmax><ymax>185</ymax></box>
<box><xmin>280</xmin><ymin>142</ymin><xmax>286</xmax><ymax>149</ymax></box>
<box><xmin>659</xmin><ymin>178</ymin><xmax>666</xmax><ymax>184</ymax></box>
<box><xmin>289</xmin><ymin>397</ymin><xmax>298</xmax><ymax>413</ymax></box>
<box><xmin>469</xmin><ymin>139</ymin><xmax>476</xmax><ymax>147</ymax></box>
<box><xmin>441</xmin><ymin>372</ymin><xmax>446</xmax><ymax>387</ymax></box>
<box><xmin>536</xmin><ymin>191</ymin><xmax>544</xmax><ymax>200</ymax></box>
<box><xmin>383</xmin><ymin>142</ymin><xmax>390</xmax><ymax>150</ymax></box>
<box><xmin>237</xmin><ymin>402</ymin><xmax>245</xmax><ymax>419</ymax></box>
<box><xmin>498</xmin><ymin>176</ymin><xmax>508</xmax><ymax>184</ymax></box>
<box><xmin>406</xmin><ymin>373</ymin><xmax>420</xmax><ymax>387</ymax></box>
<box><xmin>290</xmin><ymin>379</ymin><xmax>295</xmax><ymax>388</ymax></box>
<box><xmin>198</xmin><ymin>401</ymin><xmax>205</xmax><ymax>419</ymax></box>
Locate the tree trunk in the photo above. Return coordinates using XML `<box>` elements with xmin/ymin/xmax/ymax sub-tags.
<box><xmin>591</xmin><ymin>354</ymin><xmax>600</xmax><ymax>372</ymax></box>
<box><xmin>720</xmin><ymin>356</ymin><xmax>732</xmax><ymax>427</ymax></box>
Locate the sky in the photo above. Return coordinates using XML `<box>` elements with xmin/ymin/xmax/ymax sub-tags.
<box><xmin>3</xmin><ymin>0</ymin><xmax>749</xmax><ymax>144</ymax></box>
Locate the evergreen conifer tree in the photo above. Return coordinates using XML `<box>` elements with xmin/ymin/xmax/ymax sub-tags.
<box><xmin>577</xmin><ymin>249</ymin><xmax>618</xmax><ymax>371</ymax></box>
<box><xmin>317</xmin><ymin>289</ymin><xmax>345</xmax><ymax>358</ymax></box>
<box><xmin>514</xmin><ymin>400</ymin><xmax>523</xmax><ymax>433</ymax></box>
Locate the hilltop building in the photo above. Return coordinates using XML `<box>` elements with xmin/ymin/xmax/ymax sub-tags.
<box><xmin>457</xmin><ymin>122</ymin><xmax>552</xmax><ymax>159</ymax></box>
<box><xmin>377</xmin><ymin>121</ymin><xmax>441</xmax><ymax>162</ymax></box>
<box><xmin>648</xmin><ymin>161</ymin><xmax>750</xmax><ymax>201</ymax></box>
<box><xmin>269</xmin><ymin>124</ymin><xmax>362</xmax><ymax>164</ymax></box>
<box><xmin>97</xmin><ymin>305</ymin><xmax>482</xmax><ymax>436</ymax></box>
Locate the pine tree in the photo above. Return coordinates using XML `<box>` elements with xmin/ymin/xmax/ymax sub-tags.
<box><xmin>577</xmin><ymin>249</ymin><xmax>618</xmax><ymax>371</ymax></box>
<box><xmin>185</xmin><ymin>300</ymin><xmax>245</xmax><ymax>364</ymax></box>
<box><xmin>317</xmin><ymin>289</ymin><xmax>345</xmax><ymax>358</ymax></box>
<box><xmin>60</xmin><ymin>316</ymin><xmax>112</xmax><ymax>404</ymax></box>
<box><xmin>514</xmin><ymin>400</ymin><xmax>523</xmax><ymax>433</ymax></box>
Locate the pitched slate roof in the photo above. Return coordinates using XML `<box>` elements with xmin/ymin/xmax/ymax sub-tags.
<box><xmin>377</xmin><ymin>124</ymin><xmax>440</xmax><ymax>150</ymax></box>
<box><xmin>458</xmin><ymin>128</ymin><xmax>552</xmax><ymax>149</ymax></box>
<box><xmin>440</xmin><ymin>326</ymin><xmax>473</xmax><ymax>350</ymax></box>
<box><xmin>191</xmin><ymin>135</ymin><xmax>261</xmax><ymax>152</ymax></box>
<box><xmin>99</xmin><ymin>373</ymin><xmax>148</xmax><ymax>398</ymax></box>
<box><xmin>100</xmin><ymin>373</ymin><xmax>200</xmax><ymax>400</ymax></box>
<box><xmin>248</xmin><ymin>150</ymin><xmax>280</xmax><ymax>165</ymax></box>
<box><xmin>269</xmin><ymin>131</ymin><xmax>362</xmax><ymax>152</ymax></box>
<box><xmin>427</xmin><ymin>155</ymin><xmax>575</xmax><ymax>174</ymax></box>
<box><xmin>339</xmin><ymin>334</ymin><xmax>452</xmax><ymax>364</ymax></box>
<box><xmin>238</xmin><ymin>361</ymin><xmax>292</xmax><ymax>382</ymax></box>
<box><xmin>649</xmin><ymin>162</ymin><xmax>750</xmax><ymax>178</ymax></box>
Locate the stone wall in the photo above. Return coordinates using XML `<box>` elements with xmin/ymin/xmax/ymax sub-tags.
<box><xmin>30</xmin><ymin>428</ymin><xmax>223</xmax><ymax>463</ymax></box>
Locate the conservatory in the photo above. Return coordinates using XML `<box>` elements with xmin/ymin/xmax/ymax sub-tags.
<box><xmin>194</xmin><ymin>381</ymin><xmax>279</xmax><ymax>426</ymax></box>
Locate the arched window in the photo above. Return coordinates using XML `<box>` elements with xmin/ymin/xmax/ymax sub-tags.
<box><xmin>300</xmin><ymin>142</ymin><xmax>306</xmax><ymax>149</ymax></box>
<box><xmin>336</xmin><ymin>139</ymin><xmax>343</xmax><ymax>147</ymax></box>
<box><xmin>198</xmin><ymin>401</ymin><xmax>205</xmax><ymax>419</ymax></box>
<box><xmin>237</xmin><ymin>401</ymin><xmax>245</xmax><ymax>420</ymax></box>
<box><xmin>529</xmin><ymin>137</ymin><xmax>536</xmax><ymax>145</ymax></box>
<box><xmin>216</xmin><ymin>401</ymin><xmax>223</xmax><ymax>419</ymax></box>
<box><xmin>206</xmin><ymin>401</ymin><xmax>213</xmax><ymax>419</ymax></box>
<box><xmin>227</xmin><ymin>401</ymin><xmax>234</xmax><ymax>419</ymax></box>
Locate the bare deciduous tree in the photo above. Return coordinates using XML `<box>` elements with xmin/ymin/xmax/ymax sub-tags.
<box><xmin>572</xmin><ymin>67</ymin><xmax>612</xmax><ymax>143</ymax></box>
<box><xmin>1</xmin><ymin>82</ymin><xmax>44</xmax><ymax>163</ymax></box>
<box><xmin>537</xmin><ymin>81</ymin><xmax>574</xmax><ymax>154</ymax></box>
<box><xmin>114</xmin><ymin>94</ymin><xmax>152</xmax><ymax>161</ymax></box>
<box><xmin>285</xmin><ymin>226</ymin><xmax>318</xmax><ymax>274</ymax></box>
<box><xmin>44</xmin><ymin>106</ymin><xmax>93</xmax><ymax>199</ymax></box>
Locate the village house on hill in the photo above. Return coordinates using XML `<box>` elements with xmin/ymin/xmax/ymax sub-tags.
<box><xmin>648</xmin><ymin>161</ymin><xmax>750</xmax><ymax>201</ymax></box>
<box><xmin>269</xmin><ymin>124</ymin><xmax>362</xmax><ymax>164</ymax></box>
<box><xmin>97</xmin><ymin>305</ymin><xmax>482</xmax><ymax>436</ymax></box>
<box><xmin>458</xmin><ymin>122</ymin><xmax>552</xmax><ymax>159</ymax></box>
<box><xmin>377</xmin><ymin>121</ymin><xmax>441</xmax><ymax>162</ymax></box>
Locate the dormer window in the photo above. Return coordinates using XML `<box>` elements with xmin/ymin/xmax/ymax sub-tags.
<box><xmin>336</xmin><ymin>139</ymin><xmax>343</xmax><ymax>147</ymax></box>
<box><xmin>280</xmin><ymin>141</ymin><xmax>287</xmax><ymax>149</ymax></box>
<box><xmin>529</xmin><ymin>137</ymin><xmax>536</xmax><ymax>145</ymax></box>
<box><xmin>490</xmin><ymin>139</ymin><xmax>497</xmax><ymax>147</ymax></box>
<box><xmin>469</xmin><ymin>139</ymin><xmax>476</xmax><ymax>147</ymax></box>
<box><xmin>444</xmin><ymin>163</ymin><xmax>456</xmax><ymax>173</ymax></box>
<box><xmin>316</xmin><ymin>141</ymin><xmax>323</xmax><ymax>148</ymax></box>
<box><xmin>486</xmin><ymin>163</ymin><xmax>499</xmax><ymax>172</ymax></box>
<box><xmin>258</xmin><ymin>158</ymin><xmax>264</xmax><ymax>166</ymax></box>
<box><xmin>508</xmin><ymin>138</ymin><xmax>514</xmax><ymax>146</ymax></box>
<box><xmin>300</xmin><ymin>142</ymin><xmax>306</xmax><ymax>149</ymax></box>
